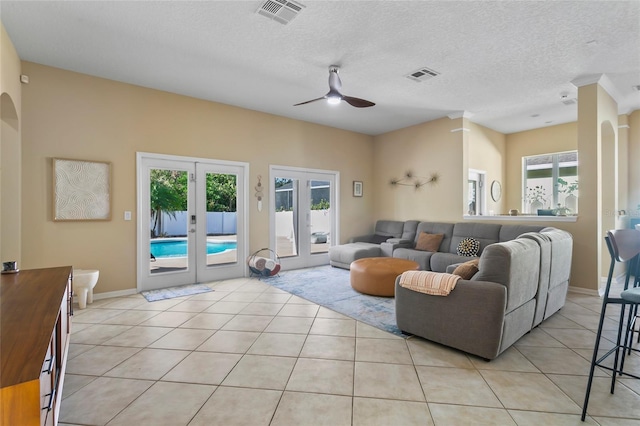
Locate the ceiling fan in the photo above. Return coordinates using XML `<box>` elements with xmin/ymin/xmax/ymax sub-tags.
<box><xmin>294</xmin><ymin>65</ymin><xmax>375</xmax><ymax>108</ymax></box>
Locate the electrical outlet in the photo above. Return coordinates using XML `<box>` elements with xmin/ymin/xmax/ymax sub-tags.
<box><xmin>124</xmin><ymin>211</ymin><xmax>132</xmax><ymax>221</ymax></box>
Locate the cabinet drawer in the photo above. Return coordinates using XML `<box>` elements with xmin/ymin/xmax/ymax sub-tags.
<box><xmin>40</xmin><ymin>339</ymin><xmax>56</xmax><ymax>426</ymax></box>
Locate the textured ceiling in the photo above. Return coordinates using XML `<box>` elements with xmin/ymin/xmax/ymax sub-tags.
<box><xmin>2</xmin><ymin>1</ymin><xmax>639</xmax><ymax>135</ymax></box>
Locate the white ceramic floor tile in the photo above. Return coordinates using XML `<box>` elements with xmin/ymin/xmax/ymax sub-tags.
<box><xmin>66</xmin><ymin>345</ymin><xmax>140</xmax><ymax>376</ymax></box>
<box><xmin>147</xmin><ymin>328</ymin><xmax>214</xmax><ymax>350</ymax></box>
<box><xmin>196</xmin><ymin>330</ymin><xmax>261</xmax><ymax>353</ymax></box>
<box><xmin>59</xmin><ymin>377</ymin><xmax>153</xmax><ymax>425</ymax></box>
<box><xmin>309</xmin><ymin>318</ymin><xmax>356</xmax><ymax>337</ymax></box>
<box><xmin>222</xmin><ymin>354</ymin><xmax>296</xmax><ymax>390</ymax></box>
<box><xmin>106</xmin><ymin>381</ymin><xmax>214</xmax><ymax>425</ymax></box>
<box><xmin>271</xmin><ymin>391</ymin><xmax>352</xmax><ymax>426</ymax></box>
<box><xmin>286</xmin><ymin>358</ymin><xmax>354</xmax><ymax>395</ymax></box>
<box><xmin>354</xmin><ymin>361</ymin><xmax>424</xmax><ymax>401</ymax></box>
<box><xmin>104</xmin><ymin>348</ymin><xmax>189</xmax><ymax>380</ymax></box>
<box><xmin>416</xmin><ymin>366</ymin><xmax>502</xmax><ymax>407</ymax></box>
<box><xmin>246</xmin><ymin>332</ymin><xmax>306</xmax><ymax>357</ymax></box>
<box><xmin>189</xmin><ymin>387</ymin><xmax>281</xmax><ymax>426</ymax></box>
<box><xmin>102</xmin><ymin>325</ymin><xmax>172</xmax><ymax>347</ymax></box>
<box><xmin>162</xmin><ymin>351</ymin><xmax>242</xmax><ymax>385</ymax></box>
<box><xmin>355</xmin><ymin>337</ymin><xmax>413</xmax><ymax>364</ymax></box>
<box><xmin>178</xmin><ymin>312</ymin><xmax>235</xmax><ymax>329</ymax></box>
<box><xmin>352</xmin><ymin>397</ymin><xmax>433</xmax><ymax>426</ymax></box>
<box><xmin>428</xmin><ymin>403</ymin><xmax>516</xmax><ymax>425</ymax></box>
<box><xmin>481</xmin><ymin>370</ymin><xmax>581</xmax><ymax>413</ymax></box>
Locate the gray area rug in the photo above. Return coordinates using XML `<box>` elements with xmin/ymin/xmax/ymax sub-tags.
<box><xmin>264</xmin><ymin>265</ymin><xmax>405</xmax><ymax>336</ymax></box>
<box><xmin>141</xmin><ymin>283</ymin><xmax>213</xmax><ymax>302</ymax></box>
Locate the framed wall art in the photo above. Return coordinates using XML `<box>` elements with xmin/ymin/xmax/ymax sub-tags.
<box><xmin>353</xmin><ymin>181</ymin><xmax>363</xmax><ymax>197</ymax></box>
<box><xmin>53</xmin><ymin>158</ymin><xmax>112</xmax><ymax>221</ymax></box>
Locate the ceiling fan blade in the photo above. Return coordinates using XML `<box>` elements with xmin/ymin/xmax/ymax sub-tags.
<box><xmin>293</xmin><ymin>96</ymin><xmax>327</xmax><ymax>106</ymax></box>
<box><xmin>342</xmin><ymin>96</ymin><xmax>375</xmax><ymax>108</ymax></box>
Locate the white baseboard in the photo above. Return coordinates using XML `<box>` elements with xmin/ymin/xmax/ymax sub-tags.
<box><xmin>74</xmin><ymin>288</ymin><xmax>138</xmax><ymax>303</ymax></box>
<box><xmin>568</xmin><ymin>286</ymin><xmax>599</xmax><ymax>296</ymax></box>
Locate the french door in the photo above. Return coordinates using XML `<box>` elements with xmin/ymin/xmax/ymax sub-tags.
<box><xmin>270</xmin><ymin>165</ymin><xmax>339</xmax><ymax>270</ymax></box>
<box><xmin>137</xmin><ymin>153</ymin><xmax>248</xmax><ymax>291</ymax></box>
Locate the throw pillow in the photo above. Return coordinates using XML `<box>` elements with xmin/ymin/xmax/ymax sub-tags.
<box><xmin>457</xmin><ymin>237</ymin><xmax>480</xmax><ymax>257</ymax></box>
<box><xmin>370</xmin><ymin>234</ymin><xmax>390</xmax><ymax>244</ymax></box>
<box><xmin>452</xmin><ymin>258</ymin><xmax>480</xmax><ymax>279</ymax></box>
<box><xmin>415</xmin><ymin>232</ymin><xmax>444</xmax><ymax>252</ymax></box>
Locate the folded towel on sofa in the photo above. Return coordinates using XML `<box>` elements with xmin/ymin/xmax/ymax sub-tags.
<box><xmin>399</xmin><ymin>270</ymin><xmax>461</xmax><ymax>296</ymax></box>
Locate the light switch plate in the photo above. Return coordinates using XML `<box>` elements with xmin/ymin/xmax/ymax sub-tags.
<box><xmin>124</xmin><ymin>211</ymin><xmax>132</xmax><ymax>221</ymax></box>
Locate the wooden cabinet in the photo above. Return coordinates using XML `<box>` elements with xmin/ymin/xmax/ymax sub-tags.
<box><xmin>1</xmin><ymin>266</ymin><xmax>73</xmax><ymax>426</ymax></box>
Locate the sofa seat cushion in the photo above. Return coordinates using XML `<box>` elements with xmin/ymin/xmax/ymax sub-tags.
<box><xmin>329</xmin><ymin>243</ymin><xmax>382</xmax><ymax>270</ymax></box>
<box><xmin>430</xmin><ymin>252</ymin><xmax>479</xmax><ymax>273</ymax></box>
<box><xmin>393</xmin><ymin>247</ymin><xmax>435</xmax><ymax>270</ymax></box>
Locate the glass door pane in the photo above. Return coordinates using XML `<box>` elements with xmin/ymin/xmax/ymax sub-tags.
<box><xmin>204</xmin><ymin>172</ymin><xmax>238</xmax><ymax>266</ymax></box>
<box><xmin>274</xmin><ymin>177</ymin><xmax>298</xmax><ymax>259</ymax></box>
<box><xmin>310</xmin><ymin>179</ymin><xmax>331</xmax><ymax>254</ymax></box>
<box><xmin>149</xmin><ymin>168</ymin><xmax>189</xmax><ymax>273</ymax></box>
<box><xmin>195</xmin><ymin>161</ymin><xmax>247</xmax><ymax>283</ymax></box>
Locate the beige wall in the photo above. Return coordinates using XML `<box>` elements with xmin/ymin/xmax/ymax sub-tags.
<box><xmin>1</xmin><ymin>24</ymin><xmax>22</xmax><ymax>266</ymax></box>
<box><xmin>629</xmin><ymin>110</ymin><xmax>640</xmax><ymax>219</ymax></box>
<box><xmin>20</xmin><ymin>62</ymin><xmax>374</xmax><ymax>294</ymax></box>
<box><xmin>12</xmin><ymin>54</ymin><xmax>640</xmax><ymax>295</ymax></box>
<box><xmin>372</xmin><ymin>117</ymin><xmax>465</xmax><ymax>222</ymax></box>
<box><xmin>467</xmin><ymin>121</ymin><xmax>506</xmax><ymax>215</ymax></box>
<box><xmin>504</xmin><ymin>122</ymin><xmax>578</xmax><ymax>212</ymax></box>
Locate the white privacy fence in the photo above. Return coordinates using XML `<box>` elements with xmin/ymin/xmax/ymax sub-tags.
<box><xmin>154</xmin><ymin>210</ymin><xmax>331</xmax><ymax>238</ymax></box>
<box><xmin>154</xmin><ymin>211</ymin><xmax>237</xmax><ymax>236</ymax></box>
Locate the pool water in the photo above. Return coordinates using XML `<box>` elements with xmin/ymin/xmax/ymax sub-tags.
<box><xmin>151</xmin><ymin>240</ymin><xmax>236</xmax><ymax>258</ymax></box>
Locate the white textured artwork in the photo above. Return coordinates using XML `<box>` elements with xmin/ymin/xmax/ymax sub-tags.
<box><xmin>54</xmin><ymin>158</ymin><xmax>111</xmax><ymax>220</ymax></box>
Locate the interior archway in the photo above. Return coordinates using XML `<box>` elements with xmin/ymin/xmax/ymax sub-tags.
<box><xmin>1</xmin><ymin>92</ymin><xmax>21</xmax><ymax>264</ymax></box>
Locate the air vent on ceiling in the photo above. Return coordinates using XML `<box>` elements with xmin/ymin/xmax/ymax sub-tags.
<box><xmin>257</xmin><ymin>0</ymin><xmax>305</xmax><ymax>25</ymax></box>
<box><xmin>561</xmin><ymin>98</ymin><xmax>577</xmax><ymax>106</ymax></box>
<box><xmin>406</xmin><ymin>67</ymin><xmax>440</xmax><ymax>83</ymax></box>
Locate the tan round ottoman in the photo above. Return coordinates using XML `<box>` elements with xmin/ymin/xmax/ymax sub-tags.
<box><xmin>350</xmin><ymin>258</ymin><xmax>420</xmax><ymax>297</ymax></box>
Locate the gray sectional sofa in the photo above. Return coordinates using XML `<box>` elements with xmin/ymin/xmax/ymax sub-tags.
<box><xmin>329</xmin><ymin>219</ymin><xmax>573</xmax><ymax>360</ymax></box>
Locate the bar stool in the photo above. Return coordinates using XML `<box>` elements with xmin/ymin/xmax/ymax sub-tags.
<box><xmin>582</xmin><ymin>229</ymin><xmax>640</xmax><ymax>420</ymax></box>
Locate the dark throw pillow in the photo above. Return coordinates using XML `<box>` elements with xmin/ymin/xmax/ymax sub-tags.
<box><xmin>370</xmin><ymin>234</ymin><xmax>390</xmax><ymax>244</ymax></box>
<box><xmin>452</xmin><ymin>258</ymin><xmax>480</xmax><ymax>279</ymax></box>
<box><xmin>415</xmin><ymin>232</ymin><xmax>444</xmax><ymax>252</ymax></box>
<box><xmin>457</xmin><ymin>237</ymin><xmax>480</xmax><ymax>257</ymax></box>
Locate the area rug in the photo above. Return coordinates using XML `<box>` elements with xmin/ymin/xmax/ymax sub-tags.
<box><xmin>264</xmin><ymin>266</ymin><xmax>405</xmax><ymax>337</ymax></box>
<box><xmin>141</xmin><ymin>283</ymin><xmax>213</xmax><ymax>302</ymax></box>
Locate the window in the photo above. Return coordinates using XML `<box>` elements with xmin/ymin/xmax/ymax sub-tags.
<box><xmin>523</xmin><ymin>151</ymin><xmax>578</xmax><ymax>214</ymax></box>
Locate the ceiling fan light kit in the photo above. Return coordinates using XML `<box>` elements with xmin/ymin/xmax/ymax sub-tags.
<box><xmin>294</xmin><ymin>65</ymin><xmax>375</xmax><ymax>108</ymax></box>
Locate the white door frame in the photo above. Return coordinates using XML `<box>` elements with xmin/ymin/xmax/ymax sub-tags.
<box><xmin>136</xmin><ymin>152</ymin><xmax>249</xmax><ymax>291</ymax></box>
<box><xmin>269</xmin><ymin>165</ymin><xmax>339</xmax><ymax>270</ymax></box>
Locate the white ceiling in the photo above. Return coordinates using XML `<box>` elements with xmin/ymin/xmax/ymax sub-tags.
<box><xmin>2</xmin><ymin>1</ymin><xmax>639</xmax><ymax>136</ymax></box>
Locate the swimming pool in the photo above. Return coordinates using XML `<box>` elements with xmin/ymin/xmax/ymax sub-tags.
<box><xmin>150</xmin><ymin>239</ymin><xmax>237</xmax><ymax>258</ymax></box>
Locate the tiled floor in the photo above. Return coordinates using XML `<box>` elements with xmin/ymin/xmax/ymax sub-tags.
<box><xmin>60</xmin><ymin>275</ymin><xmax>640</xmax><ymax>425</ymax></box>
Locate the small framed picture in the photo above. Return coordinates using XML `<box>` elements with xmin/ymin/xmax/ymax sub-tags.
<box><xmin>353</xmin><ymin>181</ymin><xmax>363</xmax><ymax>197</ymax></box>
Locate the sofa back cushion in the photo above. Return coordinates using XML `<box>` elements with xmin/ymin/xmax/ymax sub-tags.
<box><xmin>401</xmin><ymin>220</ymin><xmax>420</xmax><ymax>241</ymax></box>
<box><xmin>518</xmin><ymin>232</ymin><xmax>552</xmax><ymax>327</ymax></box>
<box><xmin>499</xmin><ymin>224</ymin><xmax>545</xmax><ymax>242</ymax></box>
<box><xmin>374</xmin><ymin>220</ymin><xmax>405</xmax><ymax>238</ymax></box>
<box><xmin>414</xmin><ymin>222</ymin><xmax>455</xmax><ymax>251</ymax></box>
<box><xmin>472</xmin><ymin>238</ymin><xmax>540</xmax><ymax>313</ymax></box>
<box><xmin>450</xmin><ymin>223</ymin><xmax>501</xmax><ymax>255</ymax></box>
